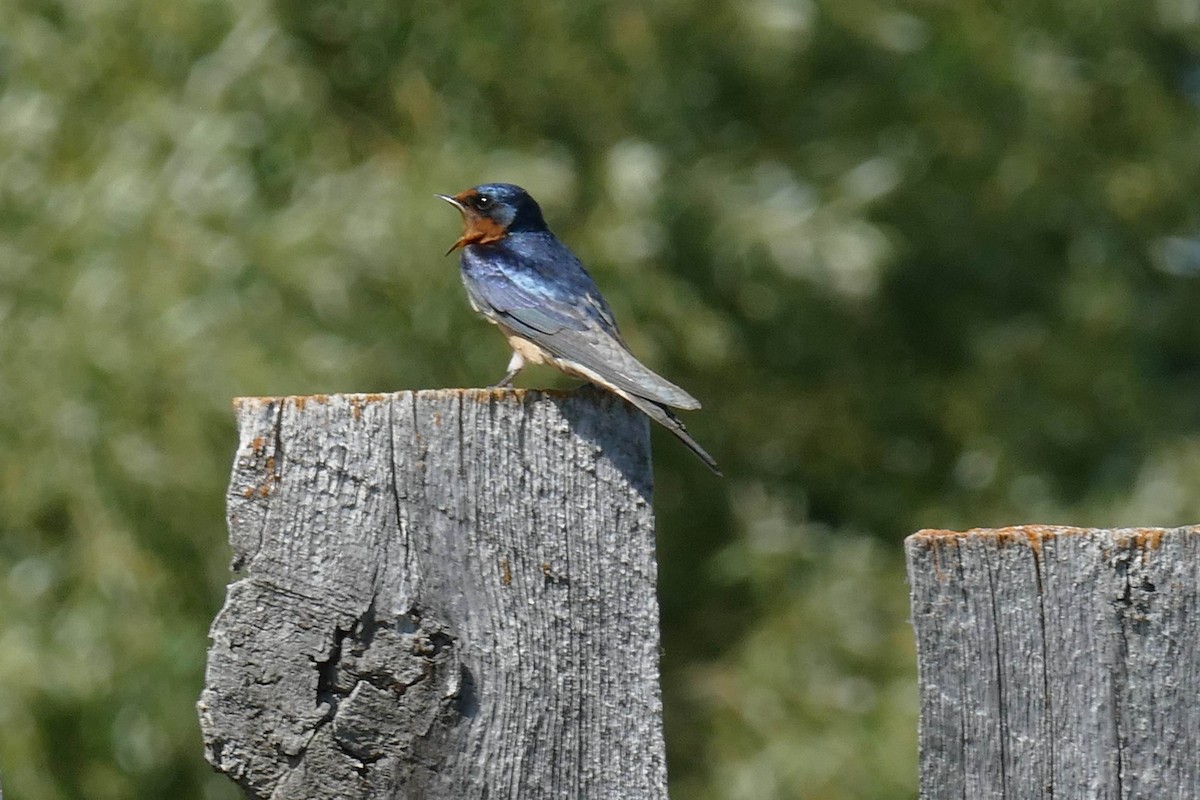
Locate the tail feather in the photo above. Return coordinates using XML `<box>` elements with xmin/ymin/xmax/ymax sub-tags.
<box><xmin>620</xmin><ymin>391</ymin><xmax>722</xmax><ymax>476</ymax></box>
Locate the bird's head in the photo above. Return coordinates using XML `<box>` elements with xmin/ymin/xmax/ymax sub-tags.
<box><xmin>437</xmin><ymin>183</ymin><xmax>547</xmax><ymax>254</ymax></box>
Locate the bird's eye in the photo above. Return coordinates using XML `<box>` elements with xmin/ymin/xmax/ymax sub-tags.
<box><xmin>474</xmin><ymin>194</ymin><xmax>493</xmax><ymax>210</ymax></box>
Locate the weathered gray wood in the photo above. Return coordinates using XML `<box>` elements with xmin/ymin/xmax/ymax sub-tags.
<box><xmin>906</xmin><ymin>525</ymin><xmax>1200</xmax><ymax>800</ymax></box>
<box><xmin>197</xmin><ymin>387</ymin><xmax>666</xmax><ymax>799</ymax></box>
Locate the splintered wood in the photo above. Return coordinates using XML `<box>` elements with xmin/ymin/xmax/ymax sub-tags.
<box><xmin>198</xmin><ymin>388</ymin><xmax>666</xmax><ymax>800</ymax></box>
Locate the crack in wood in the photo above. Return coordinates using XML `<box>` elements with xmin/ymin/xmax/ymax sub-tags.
<box><xmin>199</xmin><ymin>389</ymin><xmax>664</xmax><ymax>799</ymax></box>
<box><xmin>906</xmin><ymin>526</ymin><xmax>1200</xmax><ymax>800</ymax></box>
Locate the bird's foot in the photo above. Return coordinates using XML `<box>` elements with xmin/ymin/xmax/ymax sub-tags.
<box><xmin>491</xmin><ymin>351</ymin><xmax>524</xmax><ymax>389</ymax></box>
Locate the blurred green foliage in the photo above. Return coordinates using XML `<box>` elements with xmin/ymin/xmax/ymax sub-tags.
<box><xmin>1</xmin><ymin>0</ymin><xmax>1199</xmax><ymax>797</ymax></box>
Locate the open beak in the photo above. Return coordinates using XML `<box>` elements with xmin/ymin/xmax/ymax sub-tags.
<box><xmin>435</xmin><ymin>193</ymin><xmax>472</xmax><ymax>255</ymax></box>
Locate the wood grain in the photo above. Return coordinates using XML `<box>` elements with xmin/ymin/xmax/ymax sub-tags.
<box><xmin>197</xmin><ymin>387</ymin><xmax>666</xmax><ymax>799</ymax></box>
<box><xmin>906</xmin><ymin>525</ymin><xmax>1200</xmax><ymax>800</ymax></box>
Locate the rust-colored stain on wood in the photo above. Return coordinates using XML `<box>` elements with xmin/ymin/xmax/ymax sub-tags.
<box><xmin>233</xmin><ymin>389</ymin><xmax>587</xmax><ymax>410</ymax></box>
<box><xmin>238</xmin><ymin>454</ymin><xmax>280</xmax><ymax>500</ymax></box>
<box><xmin>909</xmin><ymin>525</ymin><xmax>1184</xmax><ymax>585</ymax></box>
<box><xmin>913</xmin><ymin>524</ymin><xmax>1083</xmax><ymax>545</ymax></box>
<box><xmin>910</xmin><ymin>525</ymin><xmax>1173</xmax><ymax>555</ymax></box>
<box><xmin>235</xmin><ymin>429</ymin><xmax>283</xmax><ymax>500</ymax></box>
<box><xmin>261</xmin><ymin>455</ymin><xmax>280</xmax><ymax>497</ymax></box>
<box><xmin>347</xmin><ymin>393</ymin><xmax>388</xmax><ymax>421</ymax></box>
<box><xmin>292</xmin><ymin>395</ymin><xmax>330</xmax><ymax>411</ymax></box>
<box><xmin>1126</xmin><ymin>528</ymin><xmax>1166</xmax><ymax>550</ymax></box>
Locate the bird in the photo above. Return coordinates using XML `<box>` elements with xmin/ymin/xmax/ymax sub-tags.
<box><xmin>436</xmin><ymin>182</ymin><xmax>721</xmax><ymax>475</ymax></box>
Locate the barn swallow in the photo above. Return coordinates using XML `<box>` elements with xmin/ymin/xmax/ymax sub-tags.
<box><xmin>437</xmin><ymin>182</ymin><xmax>720</xmax><ymax>475</ymax></box>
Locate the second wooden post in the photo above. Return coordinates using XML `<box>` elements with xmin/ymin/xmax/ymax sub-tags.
<box><xmin>906</xmin><ymin>525</ymin><xmax>1200</xmax><ymax>800</ymax></box>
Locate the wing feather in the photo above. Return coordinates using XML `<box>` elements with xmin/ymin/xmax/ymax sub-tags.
<box><xmin>463</xmin><ymin>246</ymin><xmax>701</xmax><ymax>410</ymax></box>
<box><xmin>500</xmin><ymin>312</ymin><xmax>701</xmax><ymax>410</ymax></box>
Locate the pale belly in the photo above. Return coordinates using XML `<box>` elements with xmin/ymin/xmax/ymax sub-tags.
<box><xmin>499</xmin><ymin>325</ymin><xmax>596</xmax><ymax>384</ymax></box>
<box><xmin>505</xmin><ymin>332</ymin><xmax>552</xmax><ymax>366</ymax></box>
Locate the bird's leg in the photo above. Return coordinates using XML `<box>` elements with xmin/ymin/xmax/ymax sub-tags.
<box><xmin>490</xmin><ymin>349</ymin><xmax>525</xmax><ymax>388</ymax></box>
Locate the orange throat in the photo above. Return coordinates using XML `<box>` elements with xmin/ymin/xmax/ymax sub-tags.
<box><xmin>448</xmin><ymin>216</ymin><xmax>507</xmax><ymax>253</ymax></box>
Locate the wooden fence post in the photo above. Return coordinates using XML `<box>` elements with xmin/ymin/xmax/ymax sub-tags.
<box><xmin>906</xmin><ymin>525</ymin><xmax>1200</xmax><ymax>800</ymax></box>
<box><xmin>197</xmin><ymin>387</ymin><xmax>667</xmax><ymax>799</ymax></box>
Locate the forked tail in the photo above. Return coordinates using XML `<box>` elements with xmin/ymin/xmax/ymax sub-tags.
<box><xmin>621</xmin><ymin>392</ymin><xmax>722</xmax><ymax>476</ymax></box>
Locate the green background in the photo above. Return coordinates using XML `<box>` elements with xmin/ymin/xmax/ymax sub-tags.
<box><xmin>2</xmin><ymin>0</ymin><xmax>1199</xmax><ymax>797</ymax></box>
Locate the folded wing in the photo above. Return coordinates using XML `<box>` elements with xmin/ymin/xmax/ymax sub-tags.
<box><xmin>463</xmin><ymin>251</ymin><xmax>701</xmax><ymax>411</ymax></box>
